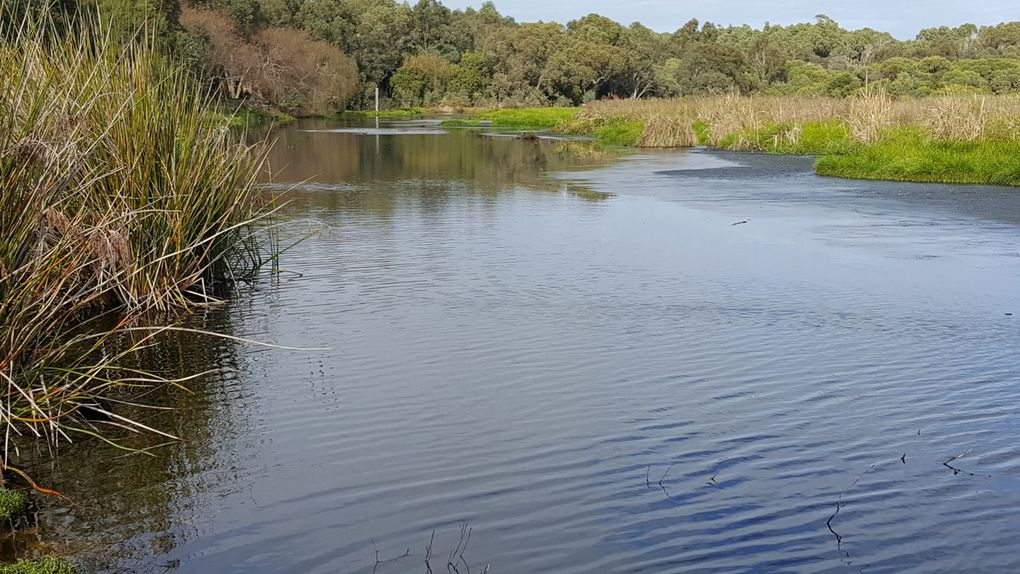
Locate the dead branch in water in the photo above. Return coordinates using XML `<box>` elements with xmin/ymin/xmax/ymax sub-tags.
<box><xmin>425</xmin><ymin>529</ymin><xmax>435</xmax><ymax>574</ymax></box>
<box><xmin>826</xmin><ymin>464</ymin><xmax>876</xmax><ymax>567</ymax></box>
<box><xmin>447</xmin><ymin>522</ymin><xmax>473</xmax><ymax>574</ymax></box>
<box><xmin>370</xmin><ymin>540</ymin><xmax>411</xmax><ymax>573</ymax></box>
<box><xmin>943</xmin><ymin>448</ymin><xmax>990</xmax><ymax>477</ymax></box>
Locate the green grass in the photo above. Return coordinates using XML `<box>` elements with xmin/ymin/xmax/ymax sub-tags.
<box><xmin>694</xmin><ymin>118</ymin><xmax>1020</xmax><ymax>186</ymax></box>
<box><xmin>715</xmin><ymin>120</ymin><xmax>854</xmax><ymax>155</ymax></box>
<box><xmin>592</xmin><ymin>119</ymin><xmax>645</xmax><ymax>146</ymax></box>
<box><xmin>0</xmin><ymin>489</ymin><xmax>26</xmax><ymax>523</ymax></box>
<box><xmin>0</xmin><ymin>557</ymin><xmax>76</xmax><ymax>574</ymax></box>
<box><xmin>441</xmin><ymin>108</ymin><xmax>581</xmax><ymax>131</ymax></box>
<box><xmin>443</xmin><ymin>108</ymin><xmax>641</xmax><ymax>146</ymax></box>
<box><xmin>816</xmin><ymin>127</ymin><xmax>1020</xmax><ymax>186</ymax></box>
<box><xmin>692</xmin><ymin>120</ymin><xmax>712</xmax><ymax>146</ymax></box>
<box><xmin>476</xmin><ymin>107</ymin><xmax>579</xmax><ymax>129</ymax></box>
<box><xmin>337</xmin><ymin>108</ymin><xmax>424</xmax><ymax>118</ymax></box>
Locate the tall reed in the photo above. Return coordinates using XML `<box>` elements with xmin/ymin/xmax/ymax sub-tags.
<box><xmin>0</xmin><ymin>5</ymin><xmax>272</xmax><ymax>485</ymax></box>
<box><xmin>580</xmin><ymin>93</ymin><xmax>1020</xmax><ymax>150</ymax></box>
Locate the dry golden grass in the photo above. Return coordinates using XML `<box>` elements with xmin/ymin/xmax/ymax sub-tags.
<box><xmin>580</xmin><ymin>92</ymin><xmax>1020</xmax><ymax>148</ymax></box>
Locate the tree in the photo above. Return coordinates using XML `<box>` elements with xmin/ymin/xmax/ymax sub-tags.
<box><xmin>619</xmin><ymin>23</ymin><xmax>667</xmax><ymax>98</ymax></box>
<box><xmin>182</xmin><ymin>6</ymin><xmax>357</xmax><ymax>113</ymax></box>
<box><xmin>390</xmin><ymin>52</ymin><xmax>452</xmax><ymax>104</ymax></box>
<box><xmin>980</xmin><ymin>22</ymin><xmax>1020</xmax><ymax>53</ymax></box>
<box><xmin>448</xmin><ymin>51</ymin><xmax>489</xmax><ymax>99</ymax></box>
<box><xmin>409</xmin><ymin>0</ymin><xmax>457</xmax><ymax>57</ymax></box>
<box><xmin>747</xmin><ymin>34</ymin><xmax>787</xmax><ymax>87</ymax></box>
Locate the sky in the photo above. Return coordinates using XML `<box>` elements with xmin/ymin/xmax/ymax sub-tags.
<box><xmin>442</xmin><ymin>0</ymin><xmax>1017</xmax><ymax>39</ymax></box>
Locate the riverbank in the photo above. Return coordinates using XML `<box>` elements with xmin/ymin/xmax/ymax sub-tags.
<box><xmin>442</xmin><ymin>95</ymin><xmax>1020</xmax><ymax>187</ymax></box>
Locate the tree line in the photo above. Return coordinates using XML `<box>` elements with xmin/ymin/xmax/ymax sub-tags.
<box><xmin>21</xmin><ymin>0</ymin><xmax>1020</xmax><ymax>113</ymax></box>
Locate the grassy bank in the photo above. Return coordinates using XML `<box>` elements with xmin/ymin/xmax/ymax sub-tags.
<box><xmin>816</xmin><ymin>128</ymin><xmax>1020</xmax><ymax>186</ymax></box>
<box><xmin>442</xmin><ymin>107</ymin><xmax>578</xmax><ymax>130</ymax></box>
<box><xmin>570</xmin><ymin>94</ymin><xmax>1020</xmax><ymax>186</ymax></box>
<box><xmin>336</xmin><ymin>108</ymin><xmax>425</xmax><ymax>118</ymax></box>
<box><xmin>441</xmin><ymin>107</ymin><xmax>649</xmax><ymax>146</ymax></box>
<box><xmin>1</xmin><ymin>8</ymin><xmax>273</xmax><ymax>486</ymax></box>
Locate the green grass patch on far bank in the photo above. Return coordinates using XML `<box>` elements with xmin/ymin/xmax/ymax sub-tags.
<box><xmin>590</xmin><ymin>118</ymin><xmax>644</xmax><ymax>146</ymax></box>
<box><xmin>692</xmin><ymin>120</ymin><xmax>712</xmax><ymax>146</ymax></box>
<box><xmin>698</xmin><ymin>119</ymin><xmax>1020</xmax><ymax>186</ymax></box>
<box><xmin>337</xmin><ymin>108</ymin><xmax>425</xmax><ymax>118</ymax></box>
<box><xmin>716</xmin><ymin>120</ymin><xmax>854</xmax><ymax>155</ymax></box>
<box><xmin>442</xmin><ymin>107</ymin><xmax>643</xmax><ymax>146</ymax></box>
<box><xmin>479</xmin><ymin>107</ymin><xmax>579</xmax><ymax>129</ymax></box>
<box><xmin>815</xmin><ymin>127</ymin><xmax>1020</xmax><ymax>186</ymax></box>
<box><xmin>455</xmin><ymin>107</ymin><xmax>579</xmax><ymax>129</ymax></box>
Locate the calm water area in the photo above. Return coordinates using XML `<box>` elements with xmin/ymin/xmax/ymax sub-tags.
<box><xmin>21</xmin><ymin>118</ymin><xmax>1020</xmax><ymax>573</ymax></box>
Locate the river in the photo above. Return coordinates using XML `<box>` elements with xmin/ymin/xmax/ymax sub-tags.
<box><xmin>25</xmin><ymin>118</ymin><xmax>1020</xmax><ymax>573</ymax></box>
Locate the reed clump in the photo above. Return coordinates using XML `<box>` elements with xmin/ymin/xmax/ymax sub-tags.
<box><xmin>0</xmin><ymin>6</ymin><xmax>273</xmax><ymax>480</ymax></box>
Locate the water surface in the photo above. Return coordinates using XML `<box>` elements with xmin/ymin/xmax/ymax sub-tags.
<box><xmin>28</xmin><ymin>119</ymin><xmax>1020</xmax><ymax>573</ymax></box>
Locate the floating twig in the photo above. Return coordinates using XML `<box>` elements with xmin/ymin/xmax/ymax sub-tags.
<box><xmin>370</xmin><ymin>540</ymin><xmax>411</xmax><ymax>574</ymax></box>
<box><xmin>826</xmin><ymin>465</ymin><xmax>876</xmax><ymax>566</ymax></box>
<box><xmin>942</xmin><ymin>448</ymin><xmax>990</xmax><ymax>477</ymax></box>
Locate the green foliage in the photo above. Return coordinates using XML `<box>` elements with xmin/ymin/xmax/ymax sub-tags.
<box><xmin>390</xmin><ymin>52</ymin><xmax>453</xmax><ymax>105</ymax></box>
<box><xmin>76</xmin><ymin>0</ymin><xmax>1020</xmax><ymax>110</ymax></box>
<box><xmin>0</xmin><ymin>489</ymin><xmax>26</xmax><ymax>522</ymax></box>
<box><xmin>0</xmin><ymin>557</ymin><xmax>76</xmax><ymax>574</ymax></box>
<box><xmin>336</xmin><ymin>108</ymin><xmax>424</xmax><ymax>117</ymax></box>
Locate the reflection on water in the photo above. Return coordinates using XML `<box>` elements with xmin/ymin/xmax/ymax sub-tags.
<box><xmin>263</xmin><ymin>118</ymin><xmax>616</xmax><ymax>193</ymax></box>
<box><xmin>24</xmin><ymin>121</ymin><xmax>1020</xmax><ymax>573</ymax></box>
<box><xmin>18</xmin><ymin>302</ymin><xmax>259</xmax><ymax>572</ymax></box>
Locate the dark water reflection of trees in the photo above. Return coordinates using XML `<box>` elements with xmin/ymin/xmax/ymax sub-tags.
<box><xmin>261</xmin><ymin>120</ymin><xmax>616</xmax><ymax>214</ymax></box>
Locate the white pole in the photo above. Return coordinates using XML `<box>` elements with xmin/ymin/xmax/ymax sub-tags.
<box><xmin>375</xmin><ymin>87</ymin><xmax>380</xmax><ymax>113</ymax></box>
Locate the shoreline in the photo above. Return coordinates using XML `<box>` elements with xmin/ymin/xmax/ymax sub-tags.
<box><xmin>426</xmin><ymin>98</ymin><xmax>1020</xmax><ymax>188</ymax></box>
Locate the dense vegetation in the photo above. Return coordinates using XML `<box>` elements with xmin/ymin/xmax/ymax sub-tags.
<box><xmin>1</xmin><ymin>4</ymin><xmax>271</xmax><ymax>489</ymax></box>
<box><xmin>21</xmin><ymin>0</ymin><xmax>1020</xmax><ymax>112</ymax></box>
<box><xmin>558</xmin><ymin>93</ymin><xmax>1020</xmax><ymax>185</ymax></box>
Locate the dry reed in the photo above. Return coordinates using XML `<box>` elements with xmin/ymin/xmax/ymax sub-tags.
<box><xmin>0</xmin><ymin>4</ymin><xmax>274</xmax><ymax>487</ymax></box>
<box><xmin>579</xmin><ymin>92</ymin><xmax>1020</xmax><ymax>149</ymax></box>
